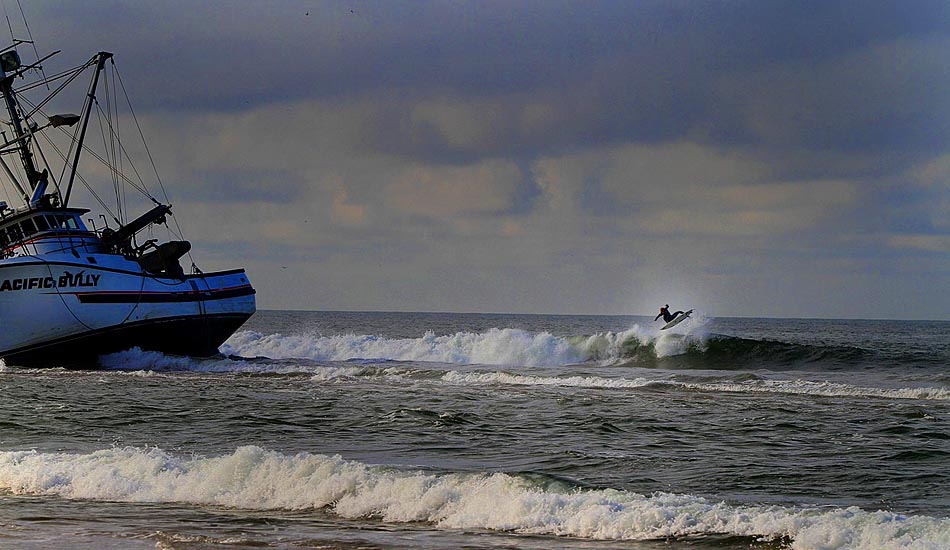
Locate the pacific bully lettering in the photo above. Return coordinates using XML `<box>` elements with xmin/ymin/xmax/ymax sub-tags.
<box><xmin>0</xmin><ymin>271</ymin><xmax>101</xmax><ymax>292</ymax></box>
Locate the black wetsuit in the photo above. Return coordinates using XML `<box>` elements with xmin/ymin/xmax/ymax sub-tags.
<box><xmin>655</xmin><ymin>307</ymin><xmax>684</xmax><ymax>323</ymax></box>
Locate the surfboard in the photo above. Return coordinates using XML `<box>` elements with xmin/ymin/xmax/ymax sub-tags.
<box><xmin>660</xmin><ymin>309</ymin><xmax>693</xmax><ymax>330</ymax></box>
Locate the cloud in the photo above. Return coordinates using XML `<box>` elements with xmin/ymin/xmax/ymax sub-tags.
<box><xmin>387</xmin><ymin>159</ymin><xmax>523</xmax><ymax>219</ymax></box>
<box><xmin>715</xmin><ymin>34</ymin><xmax>950</xmax><ymax>151</ymax></box>
<box><xmin>913</xmin><ymin>154</ymin><xmax>950</xmax><ymax>187</ymax></box>
<box><xmin>330</xmin><ymin>186</ymin><xmax>368</xmax><ymax>227</ymax></box>
<box><xmin>888</xmin><ymin>234</ymin><xmax>950</xmax><ymax>252</ymax></box>
<box><xmin>530</xmin><ymin>142</ymin><xmax>861</xmax><ymax>237</ymax></box>
<box><xmin>10</xmin><ymin>1</ymin><xmax>948</xmax><ymax>318</ymax></box>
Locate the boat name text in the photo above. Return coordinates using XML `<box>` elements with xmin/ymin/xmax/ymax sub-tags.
<box><xmin>0</xmin><ymin>271</ymin><xmax>101</xmax><ymax>292</ymax></box>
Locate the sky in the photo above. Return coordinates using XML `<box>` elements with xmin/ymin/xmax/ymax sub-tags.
<box><xmin>8</xmin><ymin>0</ymin><xmax>950</xmax><ymax>319</ymax></box>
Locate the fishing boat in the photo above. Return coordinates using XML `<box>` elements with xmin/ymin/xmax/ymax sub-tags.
<box><xmin>0</xmin><ymin>43</ymin><xmax>255</xmax><ymax>365</ymax></box>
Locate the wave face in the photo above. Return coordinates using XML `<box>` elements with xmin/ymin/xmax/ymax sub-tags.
<box><xmin>218</xmin><ymin>323</ymin><xmax>896</xmax><ymax>370</ymax></box>
<box><xmin>219</xmin><ymin>324</ymin><xmax>719</xmax><ymax>367</ymax></box>
<box><xmin>1</xmin><ymin>446</ymin><xmax>947</xmax><ymax>548</ymax></box>
<box><xmin>221</xmin><ymin>328</ymin><xmax>588</xmax><ymax>367</ymax></box>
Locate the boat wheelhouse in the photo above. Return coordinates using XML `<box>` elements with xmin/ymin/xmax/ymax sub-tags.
<box><xmin>1</xmin><ymin>206</ymin><xmax>97</xmax><ymax>257</ymax></box>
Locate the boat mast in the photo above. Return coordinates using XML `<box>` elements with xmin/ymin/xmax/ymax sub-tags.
<box><xmin>63</xmin><ymin>51</ymin><xmax>112</xmax><ymax>208</ymax></box>
<box><xmin>0</xmin><ymin>49</ymin><xmax>41</xmax><ymax>203</ymax></box>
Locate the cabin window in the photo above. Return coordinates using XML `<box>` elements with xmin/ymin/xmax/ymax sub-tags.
<box><xmin>0</xmin><ymin>229</ymin><xmax>8</xmax><ymax>247</ymax></box>
<box><xmin>20</xmin><ymin>219</ymin><xmax>36</xmax><ymax>238</ymax></box>
<box><xmin>7</xmin><ymin>224</ymin><xmax>21</xmax><ymax>242</ymax></box>
<box><xmin>33</xmin><ymin>216</ymin><xmax>49</xmax><ymax>231</ymax></box>
<box><xmin>52</xmin><ymin>215</ymin><xmax>79</xmax><ymax>230</ymax></box>
<box><xmin>54</xmin><ymin>215</ymin><xmax>80</xmax><ymax>230</ymax></box>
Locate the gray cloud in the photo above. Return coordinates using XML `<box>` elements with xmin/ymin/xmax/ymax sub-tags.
<box><xmin>8</xmin><ymin>1</ymin><xmax>948</xmax><ymax>318</ymax></box>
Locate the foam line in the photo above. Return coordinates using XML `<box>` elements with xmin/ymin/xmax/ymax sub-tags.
<box><xmin>220</xmin><ymin>324</ymin><xmax>703</xmax><ymax>367</ymax></box>
<box><xmin>441</xmin><ymin>370</ymin><xmax>654</xmax><ymax>389</ymax></box>
<box><xmin>97</xmin><ymin>348</ymin><xmax>949</xmax><ymax>401</ymax></box>
<box><xmin>673</xmin><ymin>379</ymin><xmax>950</xmax><ymax>401</ymax></box>
<box><xmin>442</xmin><ymin>371</ymin><xmax>950</xmax><ymax>400</ymax></box>
<box><xmin>98</xmin><ymin>347</ymin><xmax>369</xmax><ymax>378</ymax></box>
<box><xmin>0</xmin><ymin>446</ymin><xmax>947</xmax><ymax>548</ymax></box>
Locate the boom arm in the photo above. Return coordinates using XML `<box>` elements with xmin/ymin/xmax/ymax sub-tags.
<box><xmin>101</xmin><ymin>203</ymin><xmax>172</xmax><ymax>246</ymax></box>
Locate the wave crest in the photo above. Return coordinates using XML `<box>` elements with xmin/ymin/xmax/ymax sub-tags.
<box><xmin>99</xmin><ymin>319</ymin><xmax>915</xmax><ymax>372</ymax></box>
<box><xmin>0</xmin><ymin>446</ymin><xmax>947</xmax><ymax>547</ymax></box>
<box><xmin>220</xmin><ymin>324</ymin><xmax>703</xmax><ymax>367</ymax></box>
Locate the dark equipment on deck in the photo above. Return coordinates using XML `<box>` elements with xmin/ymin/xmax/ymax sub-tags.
<box><xmin>138</xmin><ymin>240</ymin><xmax>191</xmax><ymax>277</ymax></box>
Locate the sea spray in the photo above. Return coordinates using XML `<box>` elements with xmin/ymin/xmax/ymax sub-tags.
<box><xmin>0</xmin><ymin>446</ymin><xmax>947</xmax><ymax>548</ymax></box>
<box><xmin>220</xmin><ymin>322</ymin><xmax>709</xmax><ymax>367</ymax></box>
<box><xmin>221</xmin><ymin>328</ymin><xmax>585</xmax><ymax>366</ymax></box>
<box><xmin>99</xmin><ymin>348</ymin><xmax>204</xmax><ymax>371</ymax></box>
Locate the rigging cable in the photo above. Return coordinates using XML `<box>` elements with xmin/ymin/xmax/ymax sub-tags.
<box><xmin>21</xmin><ymin>59</ymin><xmax>94</xmax><ymax>119</ymax></box>
<box><xmin>109</xmin><ymin>62</ymin><xmax>127</xmax><ymax>226</ymax></box>
<box><xmin>93</xmin><ymin>97</ymin><xmax>120</xmax><ymax>222</ymax></box>
<box><xmin>1</xmin><ymin>0</ymin><xmax>14</xmax><ymax>44</ymax></box>
<box><xmin>112</xmin><ymin>61</ymin><xmax>195</xmax><ymax>267</ymax></box>
<box><xmin>18</xmin><ymin>94</ymin><xmax>155</xmax><ymax>199</ymax></box>
<box><xmin>32</xmin><ymin>118</ymin><xmax>60</xmax><ymax>197</ymax></box>
<box><xmin>112</xmin><ymin>64</ymin><xmax>169</xmax><ymax>205</ymax></box>
<box><xmin>35</xmin><ymin>125</ymin><xmax>118</xmax><ymax>222</ymax></box>
<box><xmin>16</xmin><ymin>61</ymin><xmax>89</xmax><ymax>95</ymax></box>
<box><xmin>14</xmin><ymin>0</ymin><xmax>48</xmax><ymax>89</ymax></box>
<box><xmin>18</xmin><ymin>76</ymin><xmax>156</xmax><ymax>201</ymax></box>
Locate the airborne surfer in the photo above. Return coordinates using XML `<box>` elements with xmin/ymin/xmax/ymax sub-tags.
<box><xmin>654</xmin><ymin>304</ymin><xmax>684</xmax><ymax>324</ymax></box>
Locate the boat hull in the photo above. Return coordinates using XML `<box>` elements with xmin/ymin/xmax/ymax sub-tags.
<box><xmin>2</xmin><ymin>311</ymin><xmax>252</xmax><ymax>365</ymax></box>
<box><xmin>0</xmin><ymin>257</ymin><xmax>255</xmax><ymax>366</ymax></box>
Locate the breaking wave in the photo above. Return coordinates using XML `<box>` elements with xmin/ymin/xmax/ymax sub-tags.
<box><xmin>221</xmin><ymin>328</ymin><xmax>587</xmax><ymax>367</ymax></box>
<box><xmin>0</xmin><ymin>446</ymin><xmax>946</xmax><ymax>548</ymax></box>
<box><xmin>219</xmin><ymin>324</ymin><xmax>709</xmax><ymax>367</ymax></box>
<box><xmin>217</xmin><ymin>322</ymin><xmax>901</xmax><ymax>370</ymax></box>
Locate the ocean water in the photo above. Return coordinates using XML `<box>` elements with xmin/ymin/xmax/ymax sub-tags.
<box><xmin>0</xmin><ymin>310</ymin><xmax>948</xmax><ymax>549</ymax></box>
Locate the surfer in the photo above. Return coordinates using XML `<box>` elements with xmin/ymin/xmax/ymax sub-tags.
<box><xmin>654</xmin><ymin>304</ymin><xmax>684</xmax><ymax>324</ymax></box>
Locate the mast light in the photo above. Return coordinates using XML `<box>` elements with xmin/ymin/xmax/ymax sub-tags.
<box><xmin>0</xmin><ymin>50</ymin><xmax>20</xmax><ymax>73</ymax></box>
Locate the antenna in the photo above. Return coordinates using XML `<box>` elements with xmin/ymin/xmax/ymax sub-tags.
<box><xmin>14</xmin><ymin>0</ymin><xmax>47</xmax><ymax>89</ymax></box>
<box><xmin>1</xmin><ymin>0</ymin><xmax>14</xmax><ymax>44</ymax></box>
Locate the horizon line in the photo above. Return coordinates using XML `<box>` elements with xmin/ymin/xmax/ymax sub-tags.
<box><xmin>252</xmin><ymin>308</ymin><xmax>949</xmax><ymax>323</ymax></box>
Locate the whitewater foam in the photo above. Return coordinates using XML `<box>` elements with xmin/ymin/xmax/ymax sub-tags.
<box><xmin>98</xmin><ymin>347</ymin><xmax>349</xmax><ymax>377</ymax></box>
<box><xmin>440</xmin><ymin>371</ymin><xmax>950</xmax><ymax>400</ymax></box>
<box><xmin>442</xmin><ymin>370</ymin><xmax>655</xmax><ymax>390</ymax></box>
<box><xmin>674</xmin><ymin>379</ymin><xmax>950</xmax><ymax>401</ymax></box>
<box><xmin>97</xmin><ymin>346</ymin><xmax>949</xmax><ymax>401</ymax></box>
<box><xmin>221</xmin><ymin>329</ymin><xmax>585</xmax><ymax>367</ymax></box>
<box><xmin>220</xmin><ymin>323</ymin><xmax>706</xmax><ymax>368</ymax></box>
<box><xmin>0</xmin><ymin>446</ymin><xmax>946</xmax><ymax>548</ymax></box>
<box><xmin>99</xmin><ymin>348</ymin><xmax>208</xmax><ymax>371</ymax></box>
